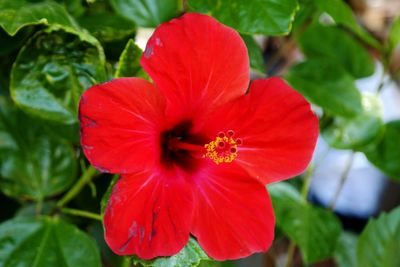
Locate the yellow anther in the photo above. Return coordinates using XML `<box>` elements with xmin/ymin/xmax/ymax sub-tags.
<box><xmin>204</xmin><ymin>132</ymin><xmax>241</xmax><ymax>164</ymax></box>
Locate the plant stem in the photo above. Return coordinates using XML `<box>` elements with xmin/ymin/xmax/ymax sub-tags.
<box><xmin>60</xmin><ymin>207</ymin><xmax>102</xmax><ymax>221</ymax></box>
<box><xmin>56</xmin><ymin>165</ymin><xmax>98</xmax><ymax>208</ymax></box>
<box><xmin>329</xmin><ymin>152</ymin><xmax>355</xmax><ymax>210</ymax></box>
<box><xmin>376</xmin><ymin>66</ymin><xmax>387</xmax><ymax>94</ymax></box>
<box><xmin>35</xmin><ymin>200</ymin><xmax>43</xmax><ymax>216</ymax></box>
<box><xmin>285</xmin><ymin>241</ymin><xmax>296</xmax><ymax>267</ymax></box>
<box><xmin>301</xmin><ymin>164</ymin><xmax>314</xmax><ymax>200</ymax></box>
<box><xmin>285</xmin><ymin>165</ymin><xmax>314</xmax><ymax>267</ymax></box>
<box><xmin>121</xmin><ymin>257</ymin><xmax>131</xmax><ymax>267</ymax></box>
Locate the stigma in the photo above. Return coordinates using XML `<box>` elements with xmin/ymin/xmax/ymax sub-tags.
<box><xmin>204</xmin><ymin>130</ymin><xmax>242</xmax><ymax>164</ymax></box>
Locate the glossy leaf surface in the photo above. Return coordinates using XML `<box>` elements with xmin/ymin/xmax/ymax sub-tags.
<box><xmin>357</xmin><ymin>207</ymin><xmax>400</xmax><ymax>267</ymax></box>
<box><xmin>0</xmin><ymin>98</ymin><xmax>77</xmax><ymax>201</ymax></box>
<box><xmin>133</xmin><ymin>238</ymin><xmax>210</xmax><ymax>267</ymax></box>
<box><xmin>269</xmin><ymin>183</ymin><xmax>342</xmax><ymax>264</ymax></box>
<box><xmin>0</xmin><ymin>216</ymin><xmax>101</xmax><ymax>267</ymax></box>
<box><xmin>11</xmin><ymin>26</ymin><xmax>106</xmax><ymax>124</ymax></box>
<box><xmin>115</xmin><ymin>39</ymin><xmax>147</xmax><ymax>78</ymax></box>
<box><xmin>189</xmin><ymin>0</ymin><xmax>299</xmax><ymax>35</ymax></box>
<box><xmin>286</xmin><ymin>60</ymin><xmax>362</xmax><ymax>117</ymax></box>
<box><xmin>110</xmin><ymin>0</ymin><xmax>180</xmax><ymax>28</ymax></box>
<box><xmin>0</xmin><ymin>0</ymin><xmax>77</xmax><ymax>36</ymax></box>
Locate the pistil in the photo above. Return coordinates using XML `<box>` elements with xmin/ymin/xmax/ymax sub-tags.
<box><xmin>168</xmin><ymin>138</ymin><xmax>205</xmax><ymax>152</ymax></box>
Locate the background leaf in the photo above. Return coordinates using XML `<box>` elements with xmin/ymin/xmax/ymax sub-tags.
<box><xmin>286</xmin><ymin>59</ymin><xmax>362</xmax><ymax>117</ymax></box>
<box><xmin>364</xmin><ymin>120</ymin><xmax>400</xmax><ymax>179</ymax></box>
<box><xmin>0</xmin><ymin>0</ymin><xmax>78</xmax><ymax>36</ymax></box>
<box><xmin>100</xmin><ymin>175</ymin><xmax>119</xmax><ymax>216</ymax></box>
<box><xmin>322</xmin><ymin>93</ymin><xmax>384</xmax><ymax>150</ymax></box>
<box><xmin>115</xmin><ymin>39</ymin><xmax>147</xmax><ymax>78</ymax></box>
<box><xmin>110</xmin><ymin>0</ymin><xmax>180</xmax><ymax>28</ymax></box>
<box><xmin>77</xmin><ymin>2</ymin><xmax>137</xmax><ymax>60</ymax></box>
<box><xmin>269</xmin><ymin>183</ymin><xmax>342</xmax><ymax>264</ymax></box>
<box><xmin>10</xmin><ymin>25</ymin><xmax>106</xmax><ymax>125</ymax></box>
<box><xmin>133</xmin><ymin>237</ymin><xmax>210</xmax><ymax>267</ymax></box>
<box><xmin>388</xmin><ymin>16</ymin><xmax>400</xmax><ymax>56</ymax></box>
<box><xmin>357</xmin><ymin>207</ymin><xmax>400</xmax><ymax>267</ymax></box>
<box><xmin>298</xmin><ymin>23</ymin><xmax>374</xmax><ymax>78</ymax></box>
<box><xmin>0</xmin><ymin>216</ymin><xmax>101</xmax><ymax>267</ymax></box>
<box><xmin>241</xmin><ymin>34</ymin><xmax>266</xmax><ymax>74</ymax></box>
<box><xmin>313</xmin><ymin>0</ymin><xmax>380</xmax><ymax>48</ymax></box>
<box><xmin>188</xmin><ymin>0</ymin><xmax>299</xmax><ymax>35</ymax></box>
<box><xmin>0</xmin><ymin>98</ymin><xmax>77</xmax><ymax>201</ymax></box>
<box><xmin>78</xmin><ymin>11</ymin><xmax>136</xmax><ymax>44</ymax></box>
<box><xmin>334</xmin><ymin>232</ymin><xmax>358</xmax><ymax>267</ymax></box>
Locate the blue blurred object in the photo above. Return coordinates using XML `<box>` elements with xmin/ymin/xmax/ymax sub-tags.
<box><xmin>309</xmin><ymin>63</ymin><xmax>400</xmax><ymax>222</ymax></box>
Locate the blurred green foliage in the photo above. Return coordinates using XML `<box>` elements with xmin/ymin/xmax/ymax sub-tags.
<box><xmin>0</xmin><ymin>0</ymin><xmax>399</xmax><ymax>266</ymax></box>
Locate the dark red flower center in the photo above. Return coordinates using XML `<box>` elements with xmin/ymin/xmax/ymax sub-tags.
<box><xmin>160</xmin><ymin>120</ymin><xmax>204</xmax><ymax>171</ymax></box>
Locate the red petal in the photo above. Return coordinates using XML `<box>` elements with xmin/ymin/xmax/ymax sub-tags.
<box><xmin>104</xmin><ymin>167</ymin><xmax>193</xmax><ymax>259</ymax></box>
<box><xmin>140</xmin><ymin>13</ymin><xmax>249</xmax><ymax>124</ymax></box>
<box><xmin>79</xmin><ymin>78</ymin><xmax>166</xmax><ymax>174</ymax></box>
<box><xmin>191</xmin><ymin>163</ymin><xmax>275</xmax><ymax>260</ymax></box>
<box><xmin>200</xmin><ymin>77</ymin><xmax>319</xmax><ymax>184</ymax></box>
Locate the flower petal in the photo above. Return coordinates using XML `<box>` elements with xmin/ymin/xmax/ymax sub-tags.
<box><xmin>200</xmin><ymin>77</ymin><xmax>319</xmax><ymax>184</ymax></box>
<box><xmin>104</xmin><ymin>168</ymin><xmax>193</xmax><ymax>259</ymax></box>
<box><xmin>79</xmin><ymin>78</ymin><xmax>166</xmax><ymax>174</ymax></box>
<box><xmin>191</xmin><ymin>163</ymin><xmax>275</xmax><ymax>260</ymax></box>
<box><xmin>140</xmin><ymin>13</ymin><xmax>249</xmax><ymax>124</ymax></box>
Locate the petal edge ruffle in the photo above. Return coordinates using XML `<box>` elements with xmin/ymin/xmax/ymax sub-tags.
<box><xmin>140</xmin><ymin>13</ymin><xmax>249</xmax><ymax>124</ymax></box>
<box><xmin>79</xmin><ymin>78</ymin><xmax>166</xmax><ymax>174</ymax></box>
<box><xmin>104</xmin><ymin>168</ymin><xmax>193</xmax><ymax>259</ymax></box>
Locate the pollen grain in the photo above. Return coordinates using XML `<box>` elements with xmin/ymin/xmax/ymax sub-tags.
<box><xmin>204</xmin><ymin>131</ymin><xmax>242</xmax><ymax>164</ymax></box>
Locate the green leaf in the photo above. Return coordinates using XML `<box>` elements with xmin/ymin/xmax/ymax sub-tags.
<box><xmin>133</xmin><ymin>237</ymin><xmax>210</xmax><ymax>267</ymax></box>
<box><xmin>291</xmin><ymin>0</ymin><xmax>316</xmax><ymax>32</ymax></box>
<box><xmin>388</xmin><ymin>17</ymin><xmax>400</xmax><ymax>56</ymax></box>
<box><xmin>15</xmin><ymin>202</ymin><xmax>56</xmax><ymax>218</ymax></box>
<box><xmin>188</xmin><ymin>0</ymin><xmax>299</xmax><ymax>35</ymax></box>
<box><xmin>299</xmin><ymin>23</ymin><xmax>374</xmax><ymax>78</ymax></box>
<box><xmin>357</xmin><ymin>207</ymin><xmax>400</xmax><ymax>267</ymax></box>
<box><xmin>110</xmin><ymin>0</ymin><xmax>180</xmax><ymax>28</ymax></box>
<box><xmin>10</xmin><ymin>25</ymin><xmax>106</xmax><ymax>125</ymax></box>
<box><xmin>78</xmin><ymin>11</ymin><xmax>136</xmax><ymax>43</ymax></box>
<box><xmin>0</xmin><ymin>98</ymin><xmax>77</xmax><ymax>201</ymax></box>
<box><xmin>100</xmin><ymin>175</ymin><xmax>119</xmax><ymax>216</ymax></box>
<box><xmin>313</xmin><ymin>0</ymin><xmax>380</xmax><ymax>49</ymax></box>
<box><xmin>0</xmin><ymin>216</ymin><xmax>101</xmax><ymax>267</ymax></box>
<box><xmin>0</xmin><ymin>27</ymin><xmax>33</xmax><ymax>56</ymax></box>
<box><xmin>0</xmin><ymin>0</ymin><xmax>78</xmax><ymax>36</ymax></box>
<box><xmin>198</xmin><ymin>260</ymin><xmax>235</xmax><ymax>267</ymax></box>
<box><xmin>115</xmin><ymin>39</ymin><xmax>148</xmax><ymax>78</ymax></box>
<box><xmin>88</xmin><ymin>222</ymin><xmax>125</xmax><ymax>267</ymax></box>
<box><xmin>78</xmin><ymin>10</ymin><xmax>137</xmax><ymax>60</ymax></box>
<box><xmin>269</xmin><ymin>183</ymin><xmax>342</xmax><ymax>264</ymax></box>
<box><xmin>364</xmin><ymin>120</ymin><xmax>400</xmax><ymax>179</ymax></box>
<box><xmin>286</xmin><ymin>59</ymin><xmax>362</xmax><ymax>117</ymax></box>
<box><xmin>334</xmin><ymin>232</ymin><xmax>358</xmax><ymax>267</ymax></box>
<box><xmin>322</xmin><ymin>93</ymin><xmax>385</xmax><ymax>150</ymax></box>
<box><xmin>241</xmin><ymin>34</ymin><xmax>266</xmax><ymax>74</ymax></box>
<box><xmin>55</xmin><ymin>0</ymin><xmax>85</xmax><ymax>17</ymax></box>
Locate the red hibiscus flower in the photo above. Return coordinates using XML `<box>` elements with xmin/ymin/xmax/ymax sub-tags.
<box><xmin>79</xmin><ymin>13</ymin><xmax>318</xmax><ymax>261</ymax></box>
